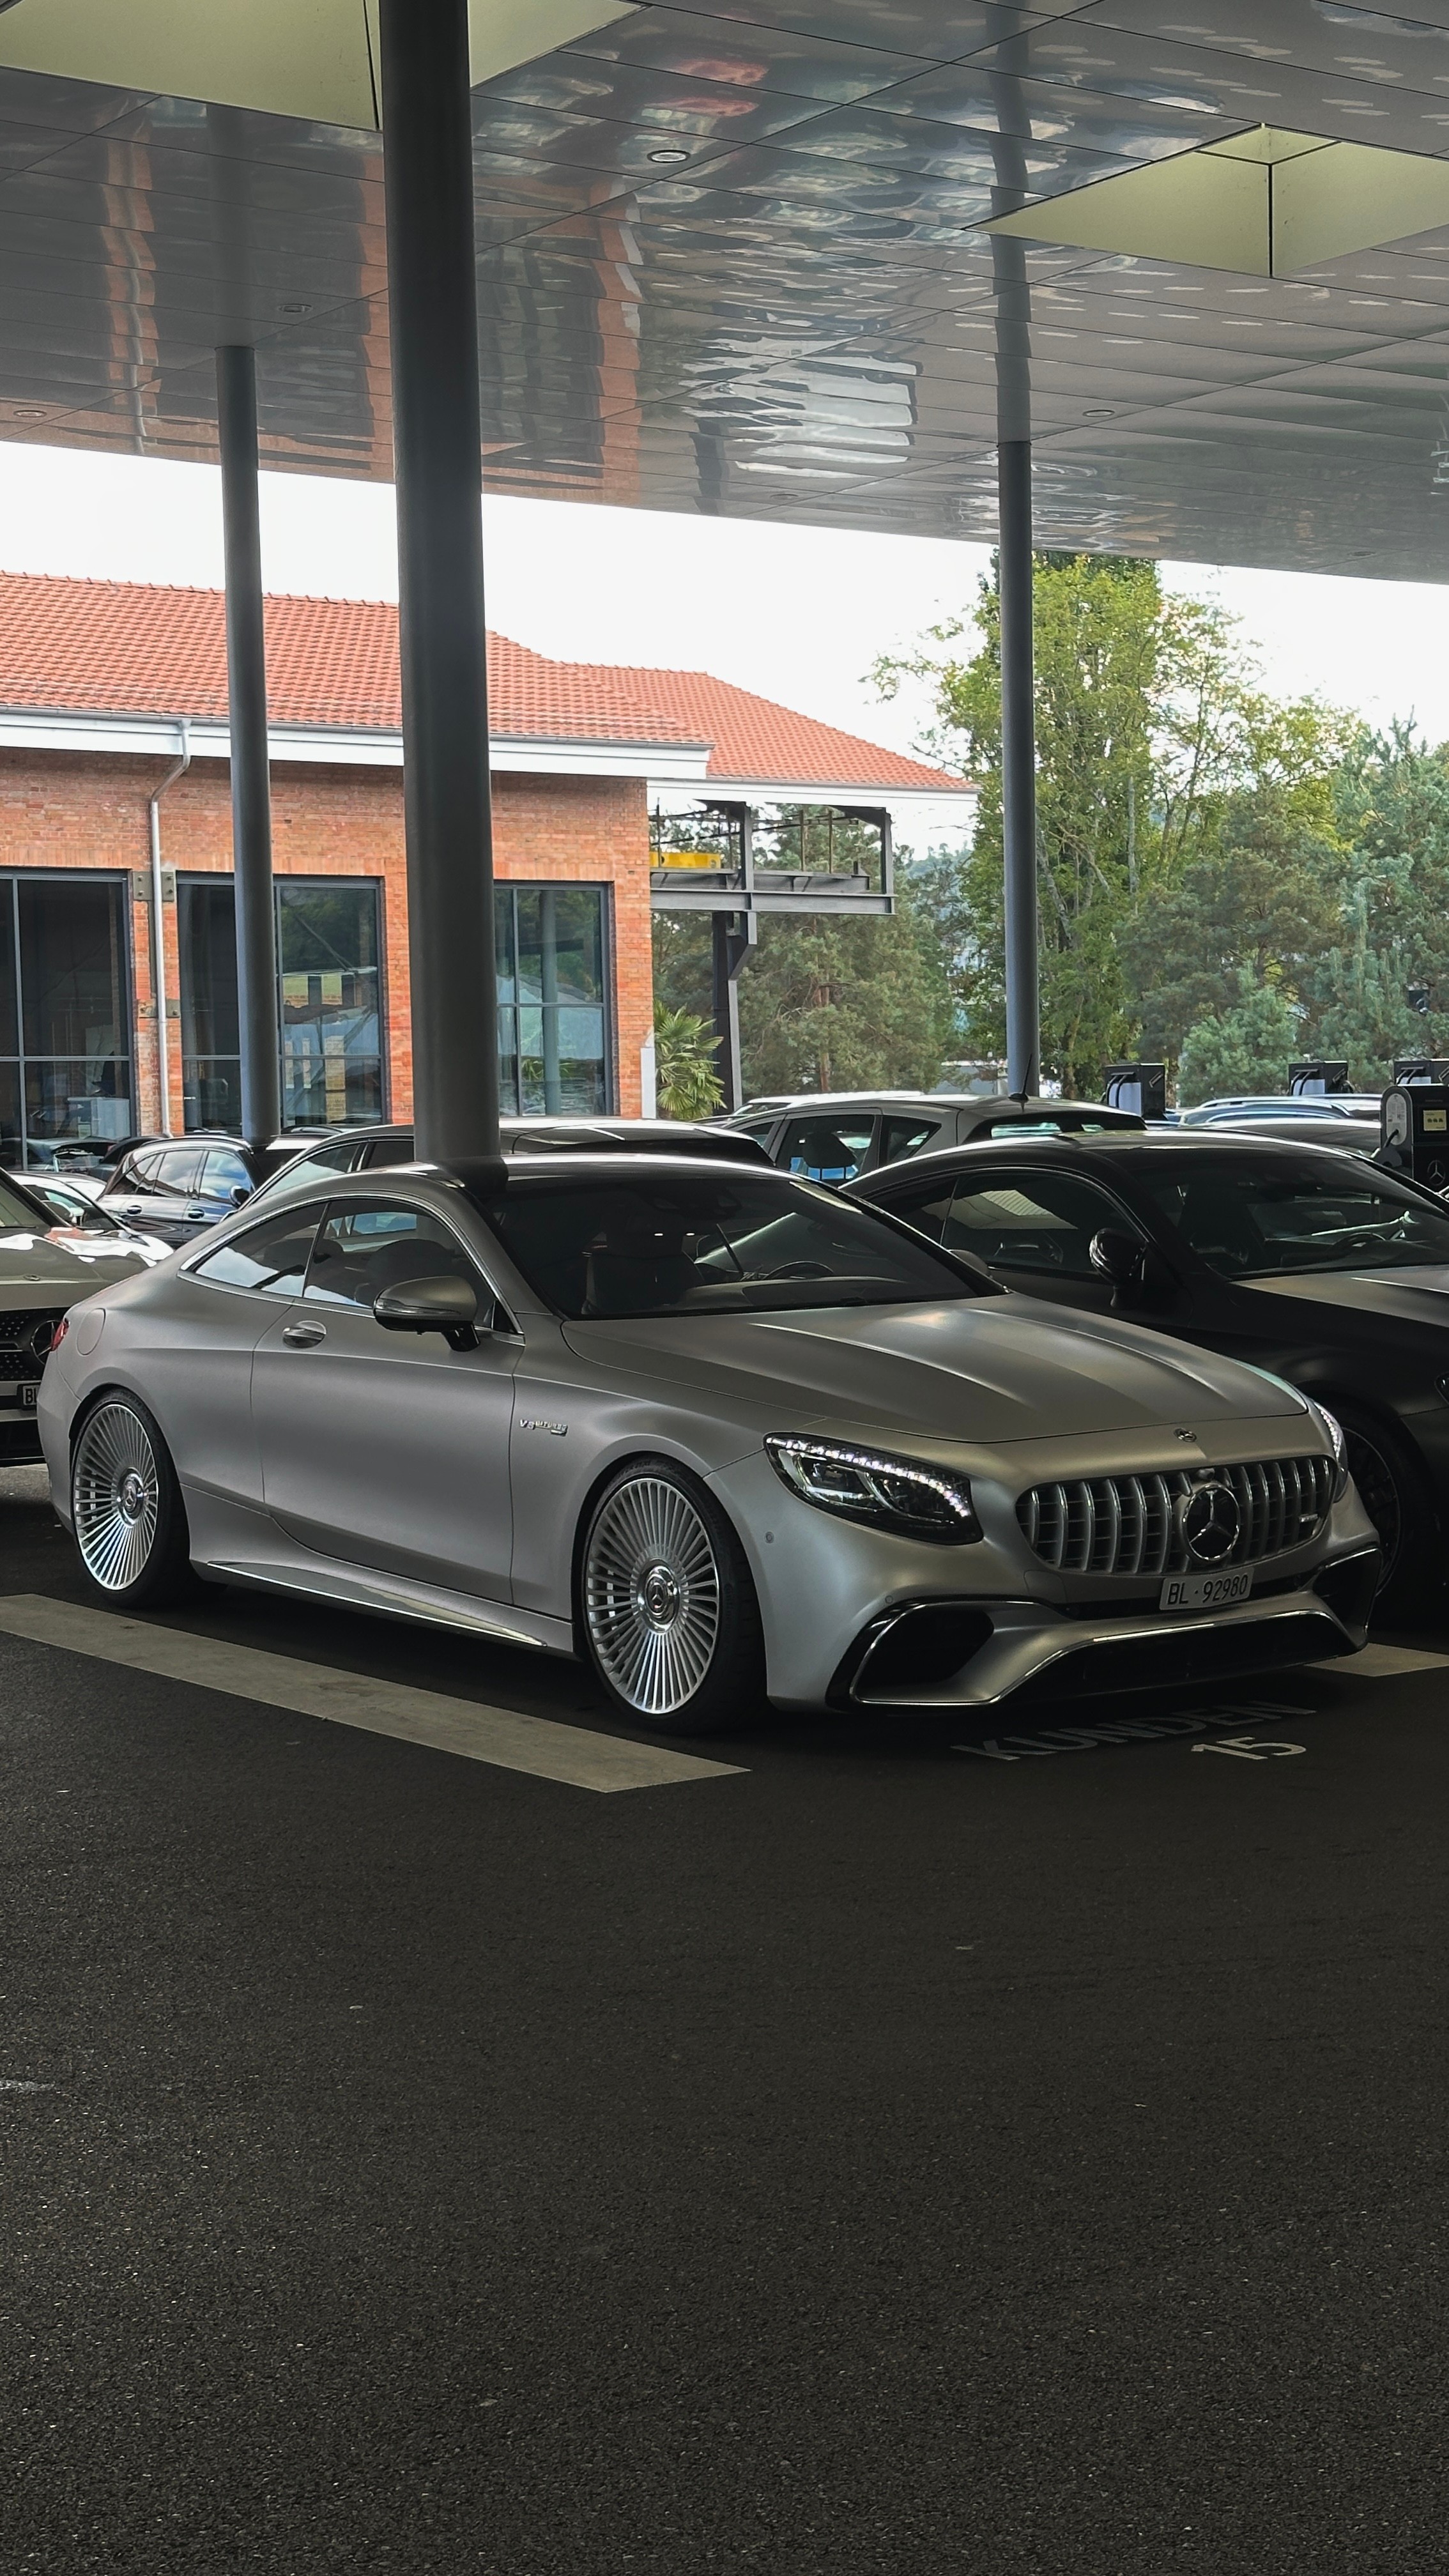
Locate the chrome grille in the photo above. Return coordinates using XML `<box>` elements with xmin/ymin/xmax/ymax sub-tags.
<box><xmin>1016</xmin><ymin>1457</ymin><xmax>1336</xmax><ymax>1577</ymax></box>
<box><xmin>0</xmin><ymin>1308</ymin><xmax>63</xmax><ymax>1376</ymax></box>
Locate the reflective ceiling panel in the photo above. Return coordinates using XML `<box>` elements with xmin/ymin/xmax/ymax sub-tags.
<box><xmin>2</xmin><ymin>4</ymin><xmax>1449</xmax><ymax>574</ymax></box>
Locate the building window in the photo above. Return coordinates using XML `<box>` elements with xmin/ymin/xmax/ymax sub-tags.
<box><xmin>496</xmin><ymin>884</ymin><xmax>610</xmax><ymax>1115</ymax></box>
<box><xmin>179</xmin><ymin>879</ymin><xmax>240</xmax><ymax>1133</ymax></box>
<box><xmin>178</xmin><ymin>878</ymin><xmax>385</xmax><ymax>1133</ymax></box>
<box><xmin>0</xmin><ymin>873</ymin><xmax>132</xmax><ymax>1162</ymax></box>
<box><xmin>278</xmin><ymin>881</ymin><xmax>383</xmax><ymax>1128</ymax></box>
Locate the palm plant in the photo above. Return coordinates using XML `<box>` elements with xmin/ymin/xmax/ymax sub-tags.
<box><xmin>654</xmin><ymin>1002</ymin><xmax>724</xmax><ymax>1120</ymax></box>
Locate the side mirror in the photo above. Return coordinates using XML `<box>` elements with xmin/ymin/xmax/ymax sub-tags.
<box><xmin>229</xmin><ymin>1183</ymin><xmax>251</xmax><ymax>1208</ymax></box>
<box><xmin>1089</xmin><ymin>1227</ymin><xmax>1174</xmax><ymax>1303</ymax></box>
<box><xmin>373</xmin><ymin>1273</ymin><xmax>480</xmax><ymax>1351</ymax></box>
<box><xmin>1089</xmin><ymin>1225</ymin><xmax>1144</xmax><ymax>1287</ymax></box>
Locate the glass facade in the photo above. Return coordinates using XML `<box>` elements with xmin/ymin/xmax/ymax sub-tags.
<box><xmin>178</xmin><ymin>877</ymin><xmax>384</xmax><ymax>1133</ymax></box>
<box><xmin>496</xmin><ymin>884</ymin><xmax>610</xmax><ymax>1115</ymax></box>
<box><xmin>181</xmin><ymin>876</ymin><xmax>613</xmax><ymax>1131</ymax></box>
<box><xmin>0</xmin><ymin>873</ymin><xmax>132</xmax><ymax>1160</ymax></box>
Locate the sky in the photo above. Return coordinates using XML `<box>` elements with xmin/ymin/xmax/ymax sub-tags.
<box><xmin>1</xmin><ymin>439</ymin><xmax>1448</xmax><ymax>853</ymax></box>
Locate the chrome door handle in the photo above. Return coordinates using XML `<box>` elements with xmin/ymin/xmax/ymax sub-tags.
<box><xmin>185</xmin><ymin>1205</ymin><xmax>208</xmax><ymax>1220</ymax></box>
<box><xmin>280</xmin><ymin>1321</ymin><xmax>326</xmax><ymax>1347</ymax></box>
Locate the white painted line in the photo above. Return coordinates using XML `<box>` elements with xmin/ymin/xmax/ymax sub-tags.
<box><xmin>1328</xmin><ymin>1644</ymin><xmax>1449</xmax><ymax>1680</ymax></box>
<box><xmin>0</xmin><ymin>1594</ymin><xmax>744</xmax><ymax>1795</ymax></box>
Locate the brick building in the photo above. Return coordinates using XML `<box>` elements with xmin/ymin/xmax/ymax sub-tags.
<box><xmin>0</xmin><ymin>574</ymin><xmax>963</xmax><ymax>1153</ymax></box>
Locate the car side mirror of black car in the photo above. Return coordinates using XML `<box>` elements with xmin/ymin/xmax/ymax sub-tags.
<box><xmin>373</xmin><ymin>1273</ymin><xmax>480</xmax><ymax>1351</ymax></box>
<box><xmin>1089</xmin><ymin>1226</ymin><xmax>1175</xmax><ymax>1305</ymax></box>
<box><xmin>228</xmin><ymin>1183</ymin><xmax>251</xmax><ymax>1208</ymax></box>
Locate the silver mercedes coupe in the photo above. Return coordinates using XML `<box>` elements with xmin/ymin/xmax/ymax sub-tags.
<box><xmin>38</xmin><ymin>1155</ymin><xmax>1380</xmax><ymax>1733</ymax></box>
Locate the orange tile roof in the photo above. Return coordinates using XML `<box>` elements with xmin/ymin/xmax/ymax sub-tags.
<box><xmin>0</xmin><ymin>572</ymin><xmax>966</xmax><ymax>793</ymax></box>
<box><xmin>589</xmin><ymin>661</ymin><xmax>965</xmax><ymax>792</ymax></box>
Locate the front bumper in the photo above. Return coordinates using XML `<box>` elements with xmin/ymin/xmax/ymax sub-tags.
<box><xmin>836</xmin><ymin>1552</ymin><xmax>1379</xmax><ymax>1710</ymax></box>
<box><xmin>716</xmin><ymin>1441</ymin><xmax>1381</xmax><ymax>1712</ymax></box>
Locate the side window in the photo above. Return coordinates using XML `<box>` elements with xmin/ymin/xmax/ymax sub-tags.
<box><xmin>876</xmin><ymin>1178</ymin><xmax>956</xmax><ymax>1243</ymax></box>
<box><xmin>270</xmin><ymin>1145</ymin><xmax>353</xmax><ymax>1197</ymax></box>
<box><xmin>153</xmin><ymin>1147</ymin><xmax>205</xmax><ymax>1199</ymax></box>
<box><xmin>191</xmin><ymin>1206</ymin><xmax>324</xmax><ymax>1296</ymax></box>
<box><xmin>359</xmin><ymin>1135</ymin><xmax>417</xmax><ymax>1170</ymax></box>
<box><xmin>116</xmin><ymin>1147</ymin><xmax>163</xmax><ymax>1188</ymax></box>
<box><xmin>880</xmin><ymin>1116</ymin><xmax>942</xmax><ymax>1167</ymax></box>
<box><xmin>942</xmin><ymin>1171</ymin><xmax>1144</xmax><ymax>1278</ymax></box>
<box><xmin>202</xmin><ymin>1149</ymin><xmax>251</xmax><ymax>1196</ymax></box>
<box><xmin>778</xmin><ymin>1116</ymin><xmax>876</xmax><ymax>1184</ymax></box>
<box><xmin>303</xmin><ymin>1200</ymin><xmax>484</xmax><ymax>1316</ymax></box>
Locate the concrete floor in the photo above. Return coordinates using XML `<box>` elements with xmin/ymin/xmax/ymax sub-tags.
<box><xmin>4</xmin><ymin>1468</ymin><xmax>1449</xmax><ymax>2573</ymax></box>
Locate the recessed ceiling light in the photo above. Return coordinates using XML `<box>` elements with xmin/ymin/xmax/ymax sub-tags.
<box><xmin>648</xmin><ymin>146</ymin><xmax>691</xmax><ymax>167</ymax></box>
<box><xmin>280</xmin><ymin>300</ymin><xmax>312</xmax><ymax>316</ymax></box>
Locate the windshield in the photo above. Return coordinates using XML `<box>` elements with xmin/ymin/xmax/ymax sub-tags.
<box><xmin>482</xmin><ymin>1171</ymin><xmax>983</xmax><ymax>1317</ymax></box>
<box><xmin>0</xmin><ymin>1172</ymin><xmax>54</xmax><ymax>1234</ymax></box>
<box><xmin>1145</xmin><ymin>1157</ymin><xmax>1449</xmax><ymax>1278</ymax></box>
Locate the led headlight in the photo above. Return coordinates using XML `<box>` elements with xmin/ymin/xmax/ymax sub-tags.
<box><xmin>765</xmin><ymin>1435</ymin><xmax>981</xmax><ymax>1544</ymax></box>
<box><xmin>1313</xmin><ymin>1402</ymin><xmax>1349</xmax><ymax>1501</ymax></box>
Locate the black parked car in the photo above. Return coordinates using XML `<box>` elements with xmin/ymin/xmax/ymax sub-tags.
<box><xmin>849</xmin><ymin>1131</ymin><xmax>1449</xmax><ymax>1613</ymax></box>
<box><xmin>720</xmin><ymin>1090</ymin><xmax>1143</xmax><ymax>1184</ymax></box>
<box><xmin>97</xmin><ymin>1133</ymin><xmax>307</xmax><ymax>1246</ymax></box>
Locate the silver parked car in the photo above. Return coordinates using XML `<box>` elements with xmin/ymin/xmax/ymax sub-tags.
<box><xmin>0</xmin><ymin>1166</ymin><xmax>164</xmax><ymax>1464</ymax></box>
<box><xmin>38</xmin><ymin>1157</ymin><xmax>1378</xmax><ymax>1732</ymax></box>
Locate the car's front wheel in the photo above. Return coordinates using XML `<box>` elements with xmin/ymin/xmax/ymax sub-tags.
<box><xmin>71</xmin><ymin>1394</ymin><xmax>198</xmax><ymax>1609</ymax></box>
<box><xmin>579</xmin><ymin>1459</ymin><xmax>764</xmax><ymax>1735</ymax></box>
<box><xmin>1330</xmin><ymin>1398</ymin><xmax>1437</xmax><ymax>1617</ymax></box>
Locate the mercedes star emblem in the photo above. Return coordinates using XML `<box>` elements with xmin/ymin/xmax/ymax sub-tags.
<box><xmin>1179</xmin><ymin>1480</ymin><xmax>1242</xmax><ymax>1566</ymax></box>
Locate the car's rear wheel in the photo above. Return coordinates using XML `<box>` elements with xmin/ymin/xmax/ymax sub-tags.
<box><xmin>71</xmin><ymin>1395</ymin><xmax>198</xmax><ymax>1609</ymax></box>
<box><xmin>579</xmin><ymin>1459</ymin><xmax>764</xmax><ymax>1735</ymax></box>
<box><xmin>1330</xmin><ymin>1399</ymin><xmax>1437</xmax><ymax>1617</ymax></box>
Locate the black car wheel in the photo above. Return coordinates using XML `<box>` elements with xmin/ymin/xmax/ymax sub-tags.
<box><xmin>1330</xmin><ymin>1400</ymin><xmax>1437</xmax><ymax>1616</ymax></box>
<box><xmin>578</xmin><ymin>1459</ymin><xmax>765</xmax><ymax>1736</ymax></box>
<box><xmin>71</xmin><ymin>1395</ymin><xmax>199</xmax><ymax>1609</ymax></box>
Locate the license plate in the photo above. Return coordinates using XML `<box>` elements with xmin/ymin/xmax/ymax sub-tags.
<box><xmin>1160</xmin><ymin>1568</ymin><xmax>1252</xmax><ymax>1611</ymax></box>
<box><xmin>19</xmin><ymin>1383</ymin><xmax>36</xmax><ymax>1410</ymax></box>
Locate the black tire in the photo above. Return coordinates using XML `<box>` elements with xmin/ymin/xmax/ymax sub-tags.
<box><xmin>578</xmin><ymin>1457</ymin><xmax>765</xmax><ymax>1735</ymax></box>
<box><xmin>1329</xmin><ymin>1399</ymin><xmax>1438</xmax><ymax>1619</ymax></box>
<box><xmin>70</xmin><ymin>1393</ymin><xmax>199</xmax><ymax>1610</ymax></box>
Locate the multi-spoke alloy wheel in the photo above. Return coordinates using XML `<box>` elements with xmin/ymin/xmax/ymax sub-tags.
<box><xmin>70</xmin><ymin>1396</ymin><xmax>195</xmax><ymax>1608</ymax></box>
<box><xmin>585</xmin><ymin>1474</ymin><xmax>722</xmax><ymax>1717</ymax></box>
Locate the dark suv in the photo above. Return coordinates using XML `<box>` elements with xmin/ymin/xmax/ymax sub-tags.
<box><xmin>97</xmin><ymin>1133</ymin><xmax>305</xmax><ymax>1246</ymax></box>
<box><xmin>723</xmin><ymin>1091</ymin><xmax>1144</xmax><ymax>1185</ymax></box>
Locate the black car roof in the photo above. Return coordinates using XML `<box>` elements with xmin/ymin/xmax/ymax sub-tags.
<box><xmin>856</xmin><ymin>1129</ymin><xmax>1381</xmax><ymax>1173</ymax></box>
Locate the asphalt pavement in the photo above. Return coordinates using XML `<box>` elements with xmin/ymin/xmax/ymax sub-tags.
<box><xmin>4</xmin><ymin>1463</ymin><xmax>1449</xmax><ymax>2573</ymax></box>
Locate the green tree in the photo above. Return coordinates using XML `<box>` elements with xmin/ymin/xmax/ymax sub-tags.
<box><xmin>653</xmin><ymin>1001</ymin><xmax>724</xmax><ymax>1120</ymax></box>
<box><xmin>1300</xmin><ymin>724</ymin><xmax>1449</xmax><ymax>1085</ymax></box>
<box><xmin>1123</xmin><ymin>693</ymin><xmax>1356</xmax><ymax>1077</ymax></box>
<box><xmin>875</xmin><ymin>555</ymin><xmax>1255</xmax><ymax>1094</ymax></box>
<box><xmin>650</xmin><ymin>810</ymin><xmax>954</xmax><ymax>1098</ymax></box>
<box><xmin>736</xmin><ymin>864</ymin><xmax>954</xmax><ymax>1094</ymax></box>
<box><xmin>1177</xmin><ymin>972</ymin><xmax>1301</xmax><ymax>1106</ymax></box>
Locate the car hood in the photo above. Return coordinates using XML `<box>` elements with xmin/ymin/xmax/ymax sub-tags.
<box><xmin>0</xmin><ymin>1229</ymin><xmax>152</xmax><ymax>1294</ymax></box>
<box><xmin>561</xmin><ymin>1294</ymin><xmax>1304</xmax><ymax>1444</ymax></box>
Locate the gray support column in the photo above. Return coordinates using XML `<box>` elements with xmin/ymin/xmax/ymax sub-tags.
<box><xmin>997</xmin><ymin>438</ymin><xmax>1039</xmax><ymax>1101</ymax></box>
<box><xmin>711</xmin><ymin>912</ymin><xmax>755</xmax><ymax>1112</ymax></box>
<box><xmin>378</xmin><ymin>0</ymin><xmax>499</xmax><ymax>1165</ymax></box>
<box><xmin>216</xmin><ymin>343</ymin><xmax>279</xmax><ymax>1148</ymax></box>
<box><xmin>990</xmin><ymin>86</ymin><xmax>1040</xmax><ymax>1104</ymax></box>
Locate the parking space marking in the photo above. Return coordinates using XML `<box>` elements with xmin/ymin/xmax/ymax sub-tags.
<box><xmin>1328</xmin><ymin>1644</ymin><xmax>1449</xmax><ymax>1680</ymax></box>
<box><xmin>0</xmin><ymin>1594</ymin><xmax>745</xmax><ymax>1795</ymax></box>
